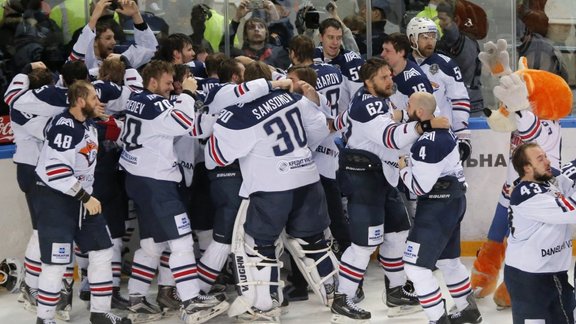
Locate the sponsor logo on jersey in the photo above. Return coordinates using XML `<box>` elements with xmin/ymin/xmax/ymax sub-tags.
<box><xmin>403</xmin><ymin>240</ymin><xmax>420</xmax><ymax>263</ymax></box>
<box><xmin>541</xmin><ymin>240</ymin><xmax>572</xmax><ymax>257</ymax></box>
<box><xmin>429</xmin><ymin>64</ymin><xmax>439</xmax><ymax>75</ymax></box>
<box><xmin>367</xmin><ymin>224</ymin><xmax>384</xmax><ymax>245</ymax></box>
<box><xmin>403</xmin><ymin>67</ymin><xmax>422</xmax><ymax>80</ymax></box>
<box><xmin>121</xmin><ymin>150</ymin><xmax>139</xmax><ymax>165</ymax></box>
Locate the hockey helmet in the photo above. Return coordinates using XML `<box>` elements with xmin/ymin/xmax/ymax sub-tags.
<box><xmin>0</xmin><ymin>258</ymin><xmax>23</xmax><ymax>293</ymax></box>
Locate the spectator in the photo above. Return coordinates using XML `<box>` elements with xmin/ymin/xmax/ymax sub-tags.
<box><xmin>437</xmin><ymin>2</ymin><xmax>484</xmax><ymax>114</ymax></box>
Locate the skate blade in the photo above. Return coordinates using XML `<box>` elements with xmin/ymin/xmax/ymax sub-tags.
<box><xmin>181</xmin><ymin>300</ymin><xmax>230</xmax><ymax>324</ymax></box>
<box><xmin>330</xmin><ymin>314</ymin><xmax>370</xmax><ymax>324</ymax></box>
<box><xmin>387</xmin><ymin>304</ymin><xmax>423</xmax><ymax>317</ymax></box>
<box><xmin>127</xmin><ymin>312</ymin><xmax>164</xmax><ymax>323</ymax></box>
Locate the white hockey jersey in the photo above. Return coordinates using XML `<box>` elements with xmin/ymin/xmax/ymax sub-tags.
<box><xmin>208</xmin><ymin>90</ymin><xmax>329</xmax><ymax>197</ymax></box>
<box><xmin>7</xmin><ymin>76</ymin><xmax>69</xmax><ymax>166</ymax></box>
<box><xmin>119</xmin><ymin>90</ymin><xmax>203</xmax><ymax>182</ymax></box>
<box><xmin>314</xmin><ymin>46</ymin><xmax>365</xmax><ymax>98</ymax></box>
<box><xmin>409</xmin><ymin>53</ymin><xmax>470</xmax><ymax>137</ymax></box>
<box><xmin>400</xmin><ymin>129</ymin><xmax>464</xmax><ymax>196</ymax></box>
<box><xmin>339</xmin><ymin>88</ymin><xmax>421</xmax><ymax>187</ymax></box>
<box><xmin>36</xmin><ymin>111</ymin><xmax>99</xmax><ymax>195</ymax></box>
<box><xmin>69</xmin><ymin>24</ymin><xmax>158</xmax><ymax>75</ymax></box>
<box><xmin>506</xmin><ymin>175</ymin><xmax>576</xmax><ymax>273</ymax></box>
<box><xmin>499</xmin><ymin>111</ymin><xmax>561</xmax><ymax>207</ymax></box>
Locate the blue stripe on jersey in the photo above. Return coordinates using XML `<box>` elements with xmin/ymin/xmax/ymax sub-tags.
<box><xmin>170</xmin><ymin>109</ymin><xmax>193</xmax><ymax>129</ymax></box>
<box><xmin>208</xmin><ymin>135</ymin><xmax>228</xmax><ymax>167</ymax></box>
<box><xmin>46</xmin><ymin>163</ymin><xmax>73</xmax><ymax>181</ymax></box>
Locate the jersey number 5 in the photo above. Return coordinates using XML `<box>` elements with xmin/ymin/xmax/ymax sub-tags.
<box><xmin>263</xmin><ymin>108</ymin><xmax>307</xmax><ymax>156</ymax></box>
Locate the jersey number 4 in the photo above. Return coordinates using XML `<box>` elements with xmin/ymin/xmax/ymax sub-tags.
<box><xmin>263</xmin><ymin>108</ymin><xmax>307</xmax><ymax>156</ymax></box>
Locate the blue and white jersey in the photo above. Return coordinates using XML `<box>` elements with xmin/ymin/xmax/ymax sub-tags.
<box><xmin>36</xmin><ymin>111</ymin><xmax>99</xmax><ymax>195</ymax></box>
<box><xmin>343</xmin><ymin>88</ymin><xmax>421</xmax><ymax>187</ymax></box>
<box><xmin>119</xmin><ymin>90</ymin><xmax>201</xmax><ymax>182</ymax></box>
<box><xmin>200</xmin><ymin>79</ymin><xmax>274</xmax><ymax>170</ymax></box>
<box><xmin>389</xmin><ymin>60</ymin><xmax>433</xmax><ymax>112</ymax></box>
<box><xmin>197</xmin><ymin>77</ymin><xmax>220</xmax><ymax>96</ymax></box>
<box><xmin>7</xmin><ymin>76</ymin><xmax>69</xmax><ymax>166</ymax></box>
<box><xmin>499</xmin><ymin>111</ymin><xmax>562</xmax><ymax>207</ymax></box>
<box><xmin>409</xmin><ymin>53</ymin><xmax>470</xmax><ymax>136</ymax></box>
<box><xmin>69</xmin><ymin>24</ymin><xmax>158</xmax><ymax>76</ymax></box>
<box><xmin>308</xmin><ymin>62</ymin><xmax>347</xmax><ymax>179</ymax></box>
<box><xmin>399</xmin><ymin>129</ymin><xmax>464</xmax><ymax>196</ymax></box>
<box><xmin>187</xmin><ymin>60</ymin><xmax>207</xmax><ymax>79</ymax></box>
<box><xmin>314</xmin><ymin>46</ymin><xmax>365</xmax><ymax>98</ymax></box>
<box><xmin>507</xmin><ymin>174</ymin><xmax>576</xmax><ymax>273</ymax></box>
<box><xmin>207</xmin><ymin>90</ymin><xmax>329</xmax><ymax>197</ymax></box>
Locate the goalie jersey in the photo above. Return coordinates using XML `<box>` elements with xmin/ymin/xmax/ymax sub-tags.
<box><xmin>35</xmin><ymin>111</ymin><xmax>99</xmax><ymax>195</ymax></box>
<box><xmin>208</xmin><ymin>90</ymin><xmax>329</xmax><ymax>197</ymax></box>
<box><xmin>507</xmin><ymin>173</ymin><xmax>576</xmax><ymax>273</ymax></box>
<box><xmin>119</xmin><ymin>90</ymin><xmax>201</xmax><ymax>182</ymax></box>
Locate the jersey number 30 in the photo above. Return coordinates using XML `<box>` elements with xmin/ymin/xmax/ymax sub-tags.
<box><xmin>263</xmin><ymin>108</ymin><xmax>307</xmax><ymax>156</ymax></box>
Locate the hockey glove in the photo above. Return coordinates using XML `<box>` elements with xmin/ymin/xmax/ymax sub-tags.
<box><xmin>458</xmin><ymin>138</ymin><xmax>472</xmax><ymax>162</ymax></box>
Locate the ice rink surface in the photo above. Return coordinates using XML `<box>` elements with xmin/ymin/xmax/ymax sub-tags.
<box><xmin>0</xmin><ymin>258</ymin><xmax>525</xmax><ymax>323</ymax></box>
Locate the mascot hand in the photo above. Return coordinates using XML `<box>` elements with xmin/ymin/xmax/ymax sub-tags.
<box><xmin>493</xmin><ymin>74</ymin><xmax>530</xmax><ymax>112</ymax></box>
<box><xmin>478</xmin><ymin>39</ymin><xmax>512</xmax><ymax>77</ymax></box>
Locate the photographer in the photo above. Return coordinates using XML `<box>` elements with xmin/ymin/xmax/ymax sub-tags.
<box><xmin>222</xmin><ymin>0</ymin><xmax>290</xmax><ymax>70</ymax></box>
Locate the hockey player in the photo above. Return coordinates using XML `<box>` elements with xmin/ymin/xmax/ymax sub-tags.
<box><xmin>380</xmin><ymin>32</ymin><xmax>433</xmax><ymax>221</ymax></box>
<box><xmin>34</xmin><ymin>80</ymin><xmax>130</xmax><ymax>324</ymax></box>
<box><xmin>5</xmin><ymin>62</ymin><xmax>54</xmax><ymax>313</ymax></box>
<box><xmin>505</xmin><ymin>142</ymin><xmax>576</xmax><ymax>323</ymax></box>
<box><xmin>284</xmin><ymin>35</ymin><xmax>351</xmax><ymax>302</ymax></box>
<box><xmin>314</xmin><ymin>18</ymin><xmax>365</xmax><ymax>98</ymax></box>
<box><xmin>406</xmin><ymin>17</ymin><xmax>472</xmax><ymax>162</ymax></box>
<box><xmin>399</xmin><ymin>92</ymin><xmax>482</xmax><ymax>324</ymax></box>
<box><xmin>68</xmin><ymin>0</ymin><xmax>158</xmax><ymax>76</ymax></box>
<box><xmin>194</xmin><ymin>58</ymin><xmax>293</xmax><ymax>296</ymax></box>
<box><xmin>6</xmin><ymin>60</ymin><xmax>95</xmax><ymax>321</ymax></box>
<box><xmin>330</xmin><ymin>58</ymin><xmax>448</xmax><ymax>323</ymax></box>
<box><xmin>119</xmin><ymin>60</ymin><xmax>228</xmax><ymax>324</ymax></box>
<box><xmin>209</xmin><ymin>61</ymin><xmax>335</xmax><ymax>322</ymax></box>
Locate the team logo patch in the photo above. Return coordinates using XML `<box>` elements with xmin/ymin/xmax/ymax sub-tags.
<box><xmin>277</xmin><ymin>161</ymin><xmax>289</xmax><ymax>174</ymax></box>
<box><xmin>51</xmin><ymin>243</ymin><xmax>72</xmax><ymax>264</ymax></box>
<box><xmin>403</xmin><ymin>67</ymin><xmax>421</xmax><ymax>80</ymax></box>
<box><xmin>429</xmin><ymin>64</ymin><xmax>439</xmax><ymax>75</ymax></box>
<box><xmin>367</xmin><ymin>225</ymin><xmax>384</xmax><ymax>245</ymax></box>
<box><xmin>403</xmin><ymin>240</ymin><xmax>420</xmax><ymax>263</ymax></box>
<box><xmin>174</xmin><ymin>214</ymin><xmax>192</xmax><ymax>236</ymax></box>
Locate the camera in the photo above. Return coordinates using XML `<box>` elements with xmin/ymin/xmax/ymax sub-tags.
<box><xmin>247</xmin><ymin>0</ymin><xmax>264</xmax><ymax>10</ymax></box>
<box><xmin>109</xmin><ymin>0</ymin><xmax>123</xmax><ymax>11</ymax></box>
<box><xmin>304</xmin><ymin>10</ymin><xmax>320</xmax><ymax>30</ymax></box>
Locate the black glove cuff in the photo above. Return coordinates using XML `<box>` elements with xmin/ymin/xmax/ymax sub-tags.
<box><xmin>419</xmin><ymin>120</ymin><xmax>432</xmax><ymax>132</ymax></box>
<box><xmin>74</xmin><ymin>188</ymin><xmax>91</xmax><ymax>203</ymax></box>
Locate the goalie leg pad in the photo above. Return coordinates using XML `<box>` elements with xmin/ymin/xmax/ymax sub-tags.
<box><xmin>283</xmin><ymin>232</ymin><xmax>339</xmax><ymax>306</ymax></box>
<box><xmin>229</xmin><ymin>200</ymin><xmax>284</xmax><ymax>319</ymax></box>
